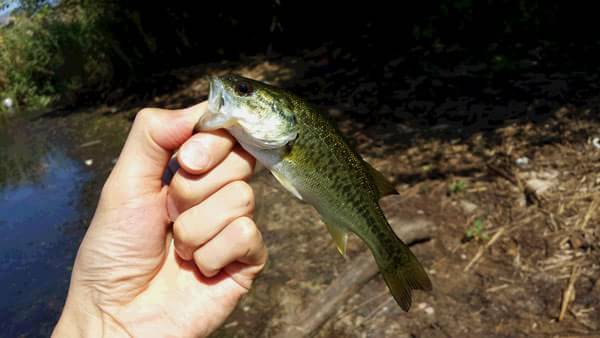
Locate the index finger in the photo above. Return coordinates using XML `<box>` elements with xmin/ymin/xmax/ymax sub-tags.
<box><xmin>177</xmin><ymin>129</ymin><xmax>236</xmax><ymax>175</ymax></box>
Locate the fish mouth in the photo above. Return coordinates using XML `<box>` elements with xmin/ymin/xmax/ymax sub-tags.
<box><xmin>194</xmin><ymin>76</ymin><xmax>234</xmax><ymax>132</ymax></box>
<box><xmin>207</xmin><ymin>76</ymin><xmax>224</xmax><ymax>112</ymax></box>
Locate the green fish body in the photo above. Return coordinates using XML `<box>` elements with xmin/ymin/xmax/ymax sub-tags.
<box><xmin>196</xmin><ymin>74</ymin><xmax>432</xmax><ymax>310</ymax></box>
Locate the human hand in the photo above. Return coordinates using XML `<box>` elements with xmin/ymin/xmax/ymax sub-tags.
<box><xmin>52</xmin><ymin>102</ymin><xmax>267</xmax><ymax>338</ymax></box>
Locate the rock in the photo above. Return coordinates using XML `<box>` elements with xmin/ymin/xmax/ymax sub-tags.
<box><xmin>515</xmin><ymin>156</ymin><xmax>530</xmax><ymax>167</ymax></box>
<box><xmin>387</xmin><ymin>215</ymin><xmax>435</xmax><ymax>241</ymax></box>
<box><xmin>525</xmin><ymin>178</ymin><xmax>554</xmax><ymax>195</ymax></box>
<box><xmin>593</xmin><ymin>137</ymin><xmax>600</xmax><ymax>149</ymax></box>
<box><xmin>519</xmin><ymin>170</ymin><xmax>559</xmax><ymax>196</ymax></box>
<box><xmin>459</xmin><ymin>200</ymin><xmax>478</xmax><ymax>214</ymax></box>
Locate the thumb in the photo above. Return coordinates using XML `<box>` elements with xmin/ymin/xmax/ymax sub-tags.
<box><xmin>109</xmin><ymin>102</ymin><xmax>207</xmax><ymax>196</ymax></box>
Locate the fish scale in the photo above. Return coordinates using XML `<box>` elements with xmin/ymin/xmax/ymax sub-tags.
<box><xmin>196</xmin><ymin>74</ymin><xmax>432</xmax><ymax>311</ymax></box>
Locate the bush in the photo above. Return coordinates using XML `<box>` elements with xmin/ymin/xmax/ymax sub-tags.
<box><xmin>0</xmin><ymin>3</ymin><xmax>112</xmax><ymax>111</ymax></box>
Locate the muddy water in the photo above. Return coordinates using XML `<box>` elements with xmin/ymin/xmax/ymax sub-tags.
<box><xmin>0</xmin><ymin>120</ymin><xmax>88</xmax><ymax>336</ymax></box>
<box><xmin>0</xmin><ymin>113</ymin><xmax>128</xmax><ymax>337</ymax></box>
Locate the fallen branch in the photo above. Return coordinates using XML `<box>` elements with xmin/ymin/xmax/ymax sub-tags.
<box><xmin>486</xmin><ymin>162</ymin><xmax>522</xmax><ymax>188</ymax></box>
<box><xmin>559</xmin><ymin>264</ymin><xmax>581</xmax><ymax>321</ymax></box>
<box><xmin>274</xmin><ymin>216</ymin><xmax>435</xmax><ymax>338</ymax></box>
<box><xmin>464</xmin><ymin>226</ymin><xmax>506</xmax><ymax>272</ymax></box>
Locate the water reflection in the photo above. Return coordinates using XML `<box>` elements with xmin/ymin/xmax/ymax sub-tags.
<box><xmin>0</xmin><ymin>119</ymin><xmax>91</xmax><ymax>336</ymax></box>
<box><xmin>0</xmin><ymin>120</ymin><xmax>50</xmax><ymax>189</ymax></box>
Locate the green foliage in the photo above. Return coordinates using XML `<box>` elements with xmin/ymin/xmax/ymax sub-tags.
<box><xmin>1</xmin><ymin>0</ymin><xmax>49</xmax><ymax>16</ymax></box>
<box><xmin>448</xmin><ymin>179</ymin><xmax>466</xmax><ymax>195</ymax></box>
<box><xmin>0</xmin><ymin>1</ymin><xmax>113</xmax><ymax>111</ymax></box>
<box><xmin>17</xmin><ymin>0</ymin><xmax>47</xmax><ymax>14</ymax></box>
<box><xmin>465</xmin><ymin>218</ymin><xmax>489</xmax><ymax>242</ymax></box>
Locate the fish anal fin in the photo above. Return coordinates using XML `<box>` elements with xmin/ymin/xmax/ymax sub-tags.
<box><xmin>271</xmin><ymin>170</ymin><xmax>303</xmax><ymax>200</ymax></box>
<box><xmin>364</xmin><ymin>161</ymin><xmax>399</xmax><ymax>199</ymax></box>
<box><xmin>323</xmin><ymin>221</ymin><xmax>348</xmax><ymax>256</ymax></box>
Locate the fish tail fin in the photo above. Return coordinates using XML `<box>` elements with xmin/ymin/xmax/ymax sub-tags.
<box><xmin>374</xmin><ymin>235</ymin><xmax>432</xmax><ymax>311</ymax></box>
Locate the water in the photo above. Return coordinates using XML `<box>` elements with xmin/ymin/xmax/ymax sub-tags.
<box><xmin>0</xmin><ymin>117</ymin><xmax>93</xmax><ymax>336</ymax></box>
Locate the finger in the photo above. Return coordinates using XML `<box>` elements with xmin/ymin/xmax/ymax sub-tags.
<box><xmin>108</xmin><ymin>102</ymin><xmax>208</xmax><ymax>195</ymax></box>
<box><xmin>192</xmin><ymin>216</ymin><xmax>267</xmax><ymax>278</ymax></box>
<box><xmin>172</xmin><ymin>181</ymin><xmax>255</xmax><ymax>260</ymax></box>
<box><xmin>163</xmin><ymin>130</ymin><xmax>235</xmax><ymax>185</ymax></box>
<box><xmin>177</xmin><ymin>129</ymin><xmax>235</xmax><ymax>175</ymax></box>
<box><xmin>167</xmin><ymin>146</ymin><xmax>255</xmax><ymax>218</ymax></box>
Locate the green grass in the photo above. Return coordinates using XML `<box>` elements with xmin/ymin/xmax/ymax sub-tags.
<box><xmin>465</xmin><ymin>218</ymin><xmax>489</xmax><ymax>242</ymax></box>
<box><xmin>448</xmin><ymin>179</ymin><xmax>466</xmax><ymax>195</ymax></box>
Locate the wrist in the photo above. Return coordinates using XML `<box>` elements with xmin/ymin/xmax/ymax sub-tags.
<box><xmin>52</xmin><ymin>294</ymin><xmax>130</xmax><ymax>338</ymax></box>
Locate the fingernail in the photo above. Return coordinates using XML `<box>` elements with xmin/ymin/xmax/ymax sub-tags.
<box><xmin>180</xmin><ymin>139</ymin><xmax>210</xmax><ymax>171</ymax></box>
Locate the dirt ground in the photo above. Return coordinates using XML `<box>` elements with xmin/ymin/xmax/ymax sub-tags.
<box><xmin>43</xmin><ymin>48</ymin><xmax>600</xmax><ymax>337</ymax></box>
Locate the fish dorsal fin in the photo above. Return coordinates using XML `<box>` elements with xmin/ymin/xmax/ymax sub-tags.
<box><xmin>323</xmin><ymin>220</ymin><xmax>349</xmax><ymax>256</ymax></box>
<box><xmin>364</xmin><ymin>161</ymin><xmax>399</xmax><ymax>199</ymax></box>
<box><xmin>271</xmin><ymin>170</ymin><xmax>303</xmax><ymax>200</ymax></box>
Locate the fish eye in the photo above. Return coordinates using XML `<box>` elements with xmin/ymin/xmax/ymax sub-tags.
<box><xmin>235</xmin><ymin>81</ymin><xmax>253</xmax><ymax>96</ymax></box>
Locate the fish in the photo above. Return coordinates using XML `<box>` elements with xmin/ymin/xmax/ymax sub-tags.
<box><xmin>195</xmin><ymin>74</ymin><xmax>432</xmax><ymax>311</ymax></box>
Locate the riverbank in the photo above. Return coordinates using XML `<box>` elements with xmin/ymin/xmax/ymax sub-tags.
<box><xmin>1</xmin><ymin>50</ymin><xmax>598</xmax><ymax>337</ymax></box>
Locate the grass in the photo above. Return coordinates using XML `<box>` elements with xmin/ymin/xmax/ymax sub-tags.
<box><xmin>464</xmin><ymin>218</ymin><xmax>489</xmax><ymax>241</ymax></box>
<box><xmin>448</xmin><ymin>179</ymin><xmax>466</xmax><ymax>195</ymax></box>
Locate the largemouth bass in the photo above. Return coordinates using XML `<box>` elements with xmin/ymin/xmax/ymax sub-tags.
<box><xmin>195</xmin><ymin>74</ymin><xmax>432</xmax><ymax>310</ymax></box>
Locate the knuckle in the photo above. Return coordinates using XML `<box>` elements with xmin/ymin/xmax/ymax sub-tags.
<box><xmin>229</xmin><ymin>181</ymin><xmax>254</xmax><ymax>211</ymax></box>
<box><xmin>254</xmin><ymin>245</ymin><xmax>268</xmax><ymax>270</ymax></box>
<box><xmin>135</xmin><ymin>108</ymin><xmax>158</xmax><ymax>124</ymax></box>
<box><xmin>232</xmin><ymin>149</ymin><xmax>255</xmax><ymax>178</ymax></box>
<box><xmin>194</xmin><ymin>253</ymin><xmax>219</xmax><ymax>276</ymax></box>
<box><xmin>135</xmin><ymin>108</ymin><xmax>165</xmax><ymax>135</ymax></box>
<box><xmin>234</xmin><ymin>217</ymin><xmax>260</xmax><ymax>243</ymax></box>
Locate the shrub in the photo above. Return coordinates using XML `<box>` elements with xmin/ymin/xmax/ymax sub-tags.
<box><xmin>0</xmin><ymin>3</ymin><xmax>112</xmax><ymax>111</ymax></box>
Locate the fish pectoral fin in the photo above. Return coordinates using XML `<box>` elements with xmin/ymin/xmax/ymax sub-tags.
<box><xmin>271</xmin><ymin>170</ymin><xmax>303</xmax><ymax>200</ymax></box>
<box><xmin>323</xmin><ymin>221</ymin><xmax>349</xmax><ymax>256</ymax></box>
<box><xmin>364</xmin><ymin>161</ymin><xmax>399</xmax><ymax>199</ymax></box>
